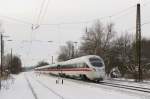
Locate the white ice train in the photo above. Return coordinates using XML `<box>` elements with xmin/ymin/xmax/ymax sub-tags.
<box><xmin>35</xmin><ymin>55</ymin><xmax>105</xmax><ymax>81</ymax></box>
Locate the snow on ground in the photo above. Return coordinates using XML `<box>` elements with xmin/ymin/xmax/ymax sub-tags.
<box><xmin>33</xmin><ymin>72</ymin><xmax>150</xmax><ymax>99</ymax></box>
<box><xmin>0</xmin><ymin>72</ymin><xmax>150</xmax><ymax>99</ymax></box>
<box><xmin>0</xmin><ymin>73</ymin><xmax>35</xmax><ymax>99</ymax></box>
<box><xmin>25</xmin><ymin>74</ymin><xmax>60</xmax><ymax>99</ymax></box>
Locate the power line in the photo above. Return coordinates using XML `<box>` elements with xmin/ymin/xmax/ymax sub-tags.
<box><xmin>0</xmin><ymin>15</ymin><xmax>32</xmax><ymax>25</ymax></box>
<box><xmin>38</xmin><ymin>2</ymin><xmax>150</xmax><ymax>26</ymax></box>
<box><xmin>0</xmin><ymin>1</ymin><xmax>148</xmax><ymax>30</ymax></box>
<box><xmin>142</xmin><ymin>0</ymin><xmax>150</xmax><ymax>6</ymax></box>
<box><xmin>0</xmin><ymin>2</ymin><xmax>147</xmax><ymax>27</ymax></box>
<box><xmin>141</xmin><ymin>21</ymin><xmax>150</xmax><ymax>26</ymax></box>
<box><xmin>126</xmin><ymin>20</ymin><xmax>150</xmax><ymax>31</ymax></box>
<box><xmin>36</xmin><ymin>0</ymin><xmax>47</xmax><ymax>25</ymax></box>
<box><xmin>40</xmin><ymin>0</ymin><xmax>50</xmax><ymax>24</ymax></box>
<box><xmin>32</xmin><ymin>0</ymin><xmax>50</xmax><ymax>30</ymax></box>
<box><xmin>109</xmin><ymin>2</ymin><xmax>150</xmax><ymax>21</ymax></box>
<box><xmin>110</xmin><ymin>8</ymin><xmax>135</xmax><ymax>21</ymax></box>
<box><xmin>110</xmin><ymin>4</ymin><xmax>136</xmax><ymax>18</ymax></box>
<box><xmin>41</xmin><ymin>16</ymin><xmax>110</xmax><ymax>26</ymax></box>
<box><xmin>41</xmin><ymin>4</ymin><xmax>137</xmax><ymax>26</ymax></box>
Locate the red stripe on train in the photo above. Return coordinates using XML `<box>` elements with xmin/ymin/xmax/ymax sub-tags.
<box><xmin>37</xmin><ymin>68</ymin><xmax>92</xmax><ymax>71</ymax></box>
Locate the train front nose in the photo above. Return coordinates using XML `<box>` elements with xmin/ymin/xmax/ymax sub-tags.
<box><xmin>88</xmin><ymin>56</ymin><xmax>105</xmax><ymax>80</ymax></box>
<box><xmin>94</xmin><ymin>68</ymin><xmax>105</xmax><ymax>80</ymax></box>
<box><xmin>87</xmin><ymin>68</ymin><xmax>105</xmax><ymax>81</ymax></box>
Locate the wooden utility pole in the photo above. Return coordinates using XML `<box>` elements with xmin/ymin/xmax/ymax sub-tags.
<box><xmin>51</xmin><ymin>56</ymin><xmax>53</xmax><ymax>64</ymax></box>
<box><xmin>0</xmin><ymin>34</ymin><xmax>4</xmax><ymax>90</ymax></box>
<box><xmin>1</xmin><ymin>34</ymin><xmax>4</xmax><ymax>76</ymax></box>
<box><xmin>71</xmin><ymin>45</ymin><xmax>74</xmax><ymax>59</ymax></box>
<box><xmin>74</xmin><ymin>42</ymin><xmax>78</xmax><ymax>57</ymax></box>
<box><xmin>0</xmin><ymin>34</ymin><xmax>9</xmax><ymax>90</ymax></box>
<box><xmin>135</xmin><ymin>3</ymin><xmax>142</xmax><ymax>82</ymax></box>
<box><xmin>10</xmin><ymin>48</ymin><xmax>13</xmax><ymax>73</ymax></box>
<box><xmin>0</xmin><ymin>34</ymin><xmax>1</xmax><ymax>90</ymax></box>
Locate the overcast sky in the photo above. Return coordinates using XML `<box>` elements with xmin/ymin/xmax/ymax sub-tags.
<box><xmin>0</xmin><ymin>0</ymin><xmax>150</xmax><ymax>67</ymax></box>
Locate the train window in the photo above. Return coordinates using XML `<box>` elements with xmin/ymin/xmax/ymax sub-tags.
<box><xmin>72</xmin><ymin>64</ymin><xmax>77</xmax><ymax>68</ymax></box>
<box><xmin>61</xmin><ymin>65</ymin><xmax>65</xmax><ymax>68</ymax></box>
<box><xmin>78</xmin><ymin>63</ymin><xmax>83</xmax><ymax>68</ymax></box>
<box><xmin>64</xmin><ymin>64</ymin><xmax>75</xmax><ymax>68</ymax></box>
<box><xmin>76</xmin><ymin>63</ymin><xmax>79</xmax><ymax>68</ymax></box>
<box><xmin>81</xmin><ymin>63</ymin><xmax>84</xmax><ymax>68</ymax></box>
<box><xmin>78</xmin><ymin>63</ymin><xmax>82</xmax><ymax>68</ymax></box>
<box><xmin>89</xmin><ymin>57</ymin><xmax>103</xmax><ymax>67</ymax></box>
<box><xmin>83</xmin><ymin>63</ymin><xmax>89</xmax><ymax>68</ymax></box>
<box><xmin>77</xmin><ymin>63</ymin><xmax>89</xmax><ymax>68</ymax></box>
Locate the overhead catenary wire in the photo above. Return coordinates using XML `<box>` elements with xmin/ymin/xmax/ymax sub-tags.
<box><xmin>40</xmin><ymin>1</ymin><xmax>150</xmax><ymax>26</ymax></box>
<box><xmin>31</xmin><ymin>0</ymin><xmax>50</xmax><ymax>31</ymax></box>
<box><xmin>142</xmin><ymin>0</ymin><xmax>150</xmax><ymax>3</ymax></box>
<box><xmin>40</xmin><ymin>0</ymin><xmax>50</xmax><ymax>24</ymax></box>
<box><xmin>36</xmin><ymin>0</ymin><xmax>49</xmax><ymax>25</ymax></box>
<box><xmin>40</xmin><ymin>4</ymin><xmax>138</xmax><ymax>26</ymax></box>
<box><xmin>31</xmin><ymin>0</ymin><xmax>50</xmax><ymax>51</ymax></box>
<box><xmin>142</xmin><ymin>0</ymin><xmax>150</xmax><ymax>6</ymax></box>
<box><xmin>0</xmin><ymin>1</ymin><xmax>148</xmax><ymax>40</ymax></box>
<box><xmin>41</xmin><ymin>16</ymin><xmax>110</xmax><ymax>26</ymax></box>
<box><xmin>0</xmin><ymin>0</ymin><xmax>149</xmax><ymax>41</ymax></box>
<box><xmin>125</xmin><ymin>20</ymin><xmax>150</xmax><ymax>32</ymax></box>
<box><xmin>0</xmin><ymin>1</ymin><xmax>149</xmax><ymax>27</ymax></box>
<box><xmin>111</xmin><ymin>2</ymin><xmax>150</xmax><ymax>33</ymax></box>
<box><xmin>0</xmin><ymin>0</ymin><xmax>51</xmax><ymax>30</ymax></box>
<box><xmin>141</xmin><ymin>21</ymin><xmax>150</xmax><ymax>26</ymax></box>
<box><xmin>110</xmin><ymin>4</ymin><xmax>136</xmax><ymax>19</ymax></box>
<box><xmin>0</xmin><ymin>1</ymin><xmax>148</xmax><ymax>27</ymax></box>
<box><xmin>0</xmin><ymin>15</ymin><xmax>32</xmax><ymax>25</ymax></box>
<box><xmin>110</xmin><ymin>1</ymin><xmax>150</xmax><ymax>21</ymax></box>
<box><xmin>1</xmin><ymin>3</ymin><xmax>134</xmax><ymax>27</ymax></box>
<box><xmin>36</xmin><ymin>0</ymin><xmax>46</xmax><ymax>25</ymax></box>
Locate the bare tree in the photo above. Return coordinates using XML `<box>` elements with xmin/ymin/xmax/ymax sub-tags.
<box><xmin>2</xmin><ymin>54</ymin><xmax>22</xmax><ymax>74</ymax></box>
<box><xmin>80</xmin><ymin>20</ymin><xmax>115</xmax><ymax>55</ymax></box>
<box><xmin>80</xmin><ymin>20</ymin><xmax>116</xmax><ymax>74</ymax></box>
<box><xmin>57</xmin><ymin>41</ymin><xmax>77</xmax><ymax>61</ymax></box>
<box><xmin>36</xmin><ymin>61</ymin><xmax>49</xmax><ymax>67</ymax></box>
<box><xmin>111</xmin><ymin>33</ymin><xmax>134</xmax><ymax>76</ymax></box>
<box><xmin>10</xmin><ymin>55</ymin><xmax>22</xmax><ymax>74</ymax></box>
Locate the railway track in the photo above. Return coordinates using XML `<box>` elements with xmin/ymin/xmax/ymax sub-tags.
<box><xmin>44</xmin><ymin>74</ymin><xmax>150</xmax><ymax>94</ymax></box>
<box><xmin>101</xmin><ymin>81</ymin><xmax>150</xmax><ymax>93</ymax></box>
<box><xmin>33</xmin><ymin>78</ymin><xmax>66</xmax><ymax>99</ymax></box>
<box><xmin>32</xmin><ymin>73</ymin><xmax>150</xmax><ymax>97</ymax></box>
<box><xmin>24</xmin><ymin>74</ymin><xmax>38</xmax><ymax>99</ymax></box>
<box><xmin>25</xmin><ymin>74</ymin><xmax>68</xmax><ymax>99</ymax></box>
<box><xmin>108</xmin><ymin>78</ymin><xmax>150</xmax><ymax>85</ymax></box>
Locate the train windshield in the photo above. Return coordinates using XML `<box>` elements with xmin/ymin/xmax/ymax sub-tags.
<box><xmin>89</xmin><ymin>57</ymin><xmax>103</xmax><ymax>67</ymax></box>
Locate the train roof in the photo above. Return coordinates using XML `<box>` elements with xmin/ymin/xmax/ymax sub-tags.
<box><xmin>62</xmin><ymin>55</ymin><xmax>101</xmax><ymax>64</ymax></box>
<box><xmin>35</xmin><ymin>64</ymin><xmax>55</xmax><ymax>69</ymax></box>
<box><xmin>35</xmin><ymin>55</ymin><xmax>102</xmax><ymax>69</ymax></box>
